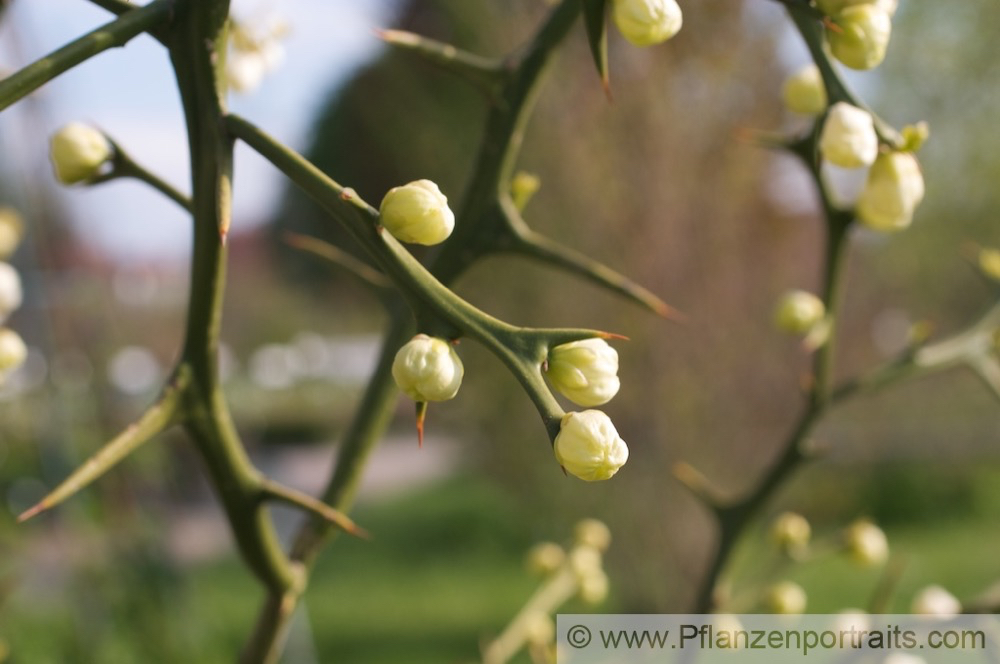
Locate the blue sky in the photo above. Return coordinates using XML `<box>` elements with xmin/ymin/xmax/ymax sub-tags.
<box><xmin>0</xmin><ymin>0</ymin><xmax>398</xmax><ymax>263</ymax></box>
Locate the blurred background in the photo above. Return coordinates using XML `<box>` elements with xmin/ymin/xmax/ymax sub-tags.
<box><xmin>2</xmin><ymin>0</ymin><xmax>1000</xmax><ymax>662</ymax></box>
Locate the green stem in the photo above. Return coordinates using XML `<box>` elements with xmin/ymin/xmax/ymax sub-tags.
<box><xmin>168</xmin><ymin>0</ymin><xmax>295</xmax><ymax>595</ymax></box>
<box><xmin>0</xmin><ymin>0</ymin><xmax>173</xmax><ymax>112</ymax></box>
<box><xmin>115</xmin><ymin>152</ymin><xmax>192</xmax><ymax>212</ymax></box>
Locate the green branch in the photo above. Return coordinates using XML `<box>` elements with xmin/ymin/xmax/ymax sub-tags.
<box><xmin>0</xmin><ymin>0</ymin><xmax>173</xmax><ymax>112</ymax></box>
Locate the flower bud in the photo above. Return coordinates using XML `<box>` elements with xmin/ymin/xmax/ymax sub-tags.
<box><xmin>770</xmin><ymin>512</ymin><xmax>811</xmax><ymax>556</ymax></box>
<box><xmin>827</xmin><ymin>4</ymin><xmax>892</xmax><ymax>71</ymax></box>
<box><xmin>546</xmin><ymin>338</ymin><xmax>620</xmax><ymax>407</ymax></box>
<box><xmin>0</xmin><ymin>262</ymin><xmax>23</xmax><ymax>323</ymax></box>
<box><xmin>774</xmin><ymin>290</ymin><xmax>825</xmax><ymax>336</ymax></box>
<box><xmin>781</xmin><ymin>64</ymin><xmax>827</xmax><ymax>116</ymax></box>
<box><xmin>611</xmin><ymin>0</ymin><xmax>683</xmax><ymax>47</ymax></box>
<box><xmin>817</xmin><ymin>0</ymin><xmax>897</xmax><ymax>17</ymax></box>
<box><xmin>0</xmin><ymin>207</ymin><xmax>24</xmax><ymax>259</ymax></box>
<box><xmin>579</xmin><ymin>569</ymin><xmax>609</xmax><ymax>605</ymax></box>
<box><xmin>844</xmin><ymin>519</ymin><xmax>889</xmax><ymax>567</ymax></box>
<box><xmin>856</xmin><ymin>151</ymin><xmax>925</xmax><ymax>232</ymax></box>
<box><xmin>911</xmin><ymin>585</ymin><xmax>961</xmax><ymax>617</ymax></box>
<box><xmin>554</xmin><ymin>410</ymin><xmax>629</xmax><ymax>481</ymax></box>
<box><xmin>49</xmin><ymin>123</ymin><xmax>113</xmax><ymax>184</ymax></box>
<box><xmin>574</xmin><ymin>519</ymin><xmax>612</xmax><ymax>552</ymax></box>
<box><xmin>978</xmin><ymin>248</ymin><xmax>1000</xmax><ymax>282</ymax></box>
<box><xmin>819</xmin><ymin>102</ymin><xmax>879</xmax><ymax>169</ymax></box>
<box><xmin>379</xmin><ymin>179</ymin><xmax>455</xmax><ymax>246</ymax></box>
<box><xmin>764</xmin><ymin>580</ymin><xmax>807</xmax><ymax>614</ymax></box>
<box><xmin>391</xmin><ymin>334</ymin><xmax>463</xmax><ymax>402</ymax></box>
<box><xmin>523</xmin><ymin>611</ymin><xmax>555</xmax><ymax>646</ymax></box>
<box><xmin>526</xmin><ymin>542</ymin><xmax>565</xmax><ymax>575</ymax></box>
<box><xmin>0</xmin><ymin>328</ymin><xmax>27</xmax><ymax>374</ymax></box>
<box><xmin>883</xmin><ymin>654</ymin><xmax>926</xmax><ymax>664</ymax></box>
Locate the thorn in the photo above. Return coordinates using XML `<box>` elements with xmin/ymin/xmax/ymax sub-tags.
<box><xmin>415</xmin><ymin>401</ymin><xmax>428</xmax><ymax>449</ymax></box>
<box><xmin>601</xmin><ymin>76</ymin><xmax>613</xmax><ymax>103</ymax></box>
<box><xmin>598</xmin><ymin>332</ymin><xmax>630</xmax><ymax>342</ymax></box>
<box><xmin>822</xmin><ymin>15</ymin><xmax>843</xmax><ymax>34</ymax></box>
<box><xmin>657</xmin><ymin>302</ymin><xmax>688</xmax><ymax>323</ymax></box>
<box><xmin>16</xmin><ymin>501</ymin><xmax>47</xmax><ymax>523</ymax></box>
<box><xmin>672</xmin><ymin>461</ymin><xmax>722</xmax><ymax>510</ymax></box>
<box><xmin>219</xmin><ymin>225</ymin><xmax>229</xmax><ymax>246</ymax></box>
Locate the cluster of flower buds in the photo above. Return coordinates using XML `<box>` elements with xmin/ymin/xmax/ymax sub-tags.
<box><xmin>818</xmin><ymin>0</ymin><xmax>897</xmax><ymax>71</ymax></box>
<box><xmin>545</xmin><ymin>338</ymin><xmax>627</xmax><ymax>481</ymax></box>
<box><xmin>0</xmin><ymin>208</ymin><xmax>27</xmax><ymax>382</ymax></box>
<box><xmin>611</xmin><ymin>0</ymin><xmax>683</xmax><ymax>47</ymax></box>
<box><xmin>815</xmin><ymin>102</ymin><xmax>926</xmax><ymax>232</ymax></box>
<box><xmin>49</xmin><ymin>123</ymin><xmax>113</xmax><ymax>185</ymax></box>
<box><xmin>226</xmin><ymin>15</ymin><xmax>288</xmax><ymax>94</ymax></box>
<box><xmin>526</xmin><ymin>519</ymin><xmax>613</xmax><ymax>606</ymax></box>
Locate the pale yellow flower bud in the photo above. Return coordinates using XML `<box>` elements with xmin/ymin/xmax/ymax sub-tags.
<box><xmin>523</xmin><ymin>611</ymin><xmax>555</xmax><ymax>646</ymax></box>
<box><xmin>817</xmin><ymin>0</ymin><xmax>897</xmax><ymax>17</ymax></box>
<box><xmin>979</xmin><ymin>248</ymin><xmax>1000</xmax><ymax>282</ymax></box>
<box><xmin>911</xmin><ymin>585</ymin><xmax>961</xmax><ymax>617</ymax></box>
<box><xmin>379</xmin><ymin>179</ymin><xmax>455</xmax><ymax>246</ymax></box>
<box><xmin>554</xmin><ymin>410</ymin><xmax>628</xmax><ymax>481</ymax></box>
<box><xmin>0</xmin><ymin>262</ymin><xmax>23</xmax><ymax>323</ymax></box>
<box><xmin>0</xmin><ymin>327</ymin><xmax>27</xmax><ymax>374</ymax></box>
<box><xmin>0</xmin><ymin>207</ymin><xmax>24</xmax><ymax>259</ymax></box>
<box><xmin>883</xmin><ymin>654</ymin><xmax>926</xmax><ymax>664</ymax></box>
<box><xmin>782</xmin><ymin>64</ymin><xmax>827</xmax><ymax>116</ymax></box>
<box><xmin>856</xmin><ymin>151</ymin><xmax>925</xmax><ymax>232</ymax></box>
<box><xmin>819</xmin><ymin>102</ymin><xmax>878</xmax><ymax>169</ymax></box>
<box><xmin>391</xmin><ymin>334</ymin><xmax>463</xmax><ymax>402</ymax></box>
<box><xmin>611</xmin><ymin>0</ymin><xmax>683</xmax><ymax>47</ymax></box>
<box><xmin>579</xmin><ymin>569</ymin><xmax>609</xmax><ymax>605</ymax></box>
<box><xmin>827</xmin><ymin>4</ymin><xmax>892</xmax><ymax>71</ymax></box>
<box><xmin>49</xmin><ymin>123</ymin><xmax>113</xmax><ymax>184</ymax></box>
<box><xmin>546</xmin><ymin>338</ymin><xmax>620</xmax><ymax>407</ymax></box>
<box><xmin>765</xmin><ymin>580</ymin><xmax>807</xmax><ymax>614</ymax></box>
<box><xmin>770</xmin><ymin>512</ymin><xmax>811</xmax><ymax>555</ymax></box>
<box><xmin>844</xmin><ymin>519</ymin><xmax>889</xmax><ymax>566</ymax></box>
<box><xmin>574</xmin><ymin>519</ymin><xmax>612</xmax><ymax>552</ymax></box>
<box><xmin>774</xmin><ymin>290</ymin><xmax>825</xmax><ymax>336</ymax></box>
<box><xmin>569</xmin><ymin>546</ymin><xmax>603</xmax><ymax>581</ymax></box>
<box><xmin>526</xmin><ymin>542</ymin><xmax>566</xmax><ymax>575</ymax></box>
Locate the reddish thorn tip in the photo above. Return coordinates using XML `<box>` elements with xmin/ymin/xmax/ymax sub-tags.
<box><xmin>17</xmin><ymin>503</ymin><xmax>44</xmax><ymax>523</ymax></box>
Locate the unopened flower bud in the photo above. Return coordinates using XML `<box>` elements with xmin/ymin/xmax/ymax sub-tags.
<box><xmin>844</xmin><ymin>519</ymin><xmax>889</xmax><ymax>567</ymax></box>
<box><xmin>574</xmin><ymin>519</ymin><xmax>612</xmax><ymax>552</ymax></box>
<box><xmin>827</xmin><ymin>4</ymin><xmax>892</xmax><ymax>71</ymax></box>
<box><xmin>579</xmin><ymin>569</ymin><xmax>609</xmax><ymax>605</ymax></box>
<box><xmin>611</xmin><ymin>0</ymin><xmax>683</xmax><ymax>47</ymax></box>
<box><xmin>0</xmin><ymin>263</ymin><xmax>23</xmax><ymax>323</ymax></box>
<box><xmin>856</xmin><ymin>151</ymin><xmax>925</xmax><ymax>232</ymax></box>
<box><xmin>817</xmin><ymin>0</ymin><xmax>897</xmax><ymax>17</ymax></box>
<box><xmin>774</xmin><ymin>290</ymin><xmax>825</xmax><ymax>336</ymax></box>
<box><xmin>911</xmin><ymin>585</ymin><xmax>961</xmax><ymax>617</ymax></box>
<box><xmin>510</xmin><ymin>171</ymin><xmax>541</xmax><ymax>211</ymax></box>
<box><xmin>49</xmin><ymin>123</ymin><xmax>113</xmax><ymax>184</ymax></box>
<box><xmin>979</xmin><ymin>248</ymin><xmax>1000</xmax><ymax>282</ymax></box>
<box><xmin>0</xmin><ymin>207</ymin><xmax>24</xmax><ymax>259</ymax></box>
<box><xmin>569</xmin><ymin>546</ymin><xmax>603</xmax><ymax>580</ymax></box>
<box><xmin>526</xmin><ymin>542</ymin><xmax>565</xmax><ymax>575</ymax></box>
<box><xmin>883</xmin><ymin>654</ymin><xmax>926</xmax><ymax>664</ymax></box>
<box><xmin>831</xmin><ymin>610</ymin><xmax>870</xmax><ymax>643</ymax></box>
<box><xmin>546</xmin><ymin>339</ymin><xmax>620</xmax><ymax>407</ymax></box>
<box><xmin>379</xmin><ymin>179</ymin><xmax>455</xmax><ymax>246</ymax></box>
<box><xmin>523</xmin><ymin>611</ymin><xmax>555</xmax><ymax>646</ymax></box>
<box><xmin>554</xmin><ymin>410</ymin><xmax>628</xmax><ymax>481</ymax></box>
<box><xmin>391</xmin><ymin>334</ymin><xmax>463</xmax><ymax>402</ymax></box>
<box><xmin>0</xmin><ymin>328</ymin><xmax>27</xmax><ymax>374</ymax></box>
<box><xmin>770</xmin><ymin>512</ymin><xmax>811</xmax><ymax>556</ymax></box>
<box><xmin>901</xmin><ymin>121</ymin><xmax>930</xmax><ymax>153</ymax></box>
<box><xmin>765</xmin><ymin>580</ymin><xmax>807</xmax><ymax>614</ymax></box>
<box><xmin>782</xmin><ymin>64</ymin><xmax>827</xmax><ymax>116</ymax></box>
<box><xmin>819</xmin><ymin>102</ymin><xmax>878</xmax><ymax>169</ymax></box>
